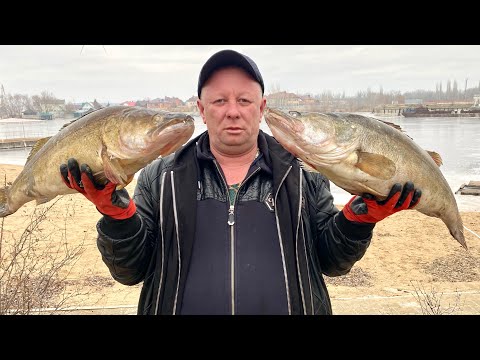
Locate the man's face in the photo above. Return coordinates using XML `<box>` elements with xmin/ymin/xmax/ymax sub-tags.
<box><xmin>197</xmin><ymin>67</ymin><xmax>266</xmax><ymax>156</ymax></box>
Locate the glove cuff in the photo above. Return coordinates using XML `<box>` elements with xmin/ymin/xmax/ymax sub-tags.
<box><xmin>336</xmin><ymin>210</ymin><xmax>375</xmax><ymax>239</ymax></box>
<box><xmin>100</xmin><ymin>213</ymin><xmax>142</xmax><ymax>238</ymax></box>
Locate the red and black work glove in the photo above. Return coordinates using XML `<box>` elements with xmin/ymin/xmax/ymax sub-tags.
<box><xmin>342</xmin><ymin>181</ymin><xmax>421</xmax><ymax>224</ymax></box>
<box><xmin>60</xmin><ymin>158</ymin><xmax>136</xmax><ymax>220</ymax></box>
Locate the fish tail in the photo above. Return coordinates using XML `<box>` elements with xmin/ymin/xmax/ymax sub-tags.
<box><xmin>448</xmin><ymin>215</ymin><xmax>467</xmax><ymax>250</ymax></box>
<box><xmin>0</xmin><ymin>186</ymin><xmax>11</xmax><ymax>218</ymax></box>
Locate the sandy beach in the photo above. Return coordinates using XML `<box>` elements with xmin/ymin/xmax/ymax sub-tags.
<box><xmin>1</xmin><ymin>163</ymin><xmax>479</xmax><ymax>314</ymax></box>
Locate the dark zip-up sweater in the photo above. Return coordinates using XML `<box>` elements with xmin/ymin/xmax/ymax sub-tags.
<box><xmin>180</xmin><ymin>133</ymin><xmax>288</xmax><ymax>314</ymax></box>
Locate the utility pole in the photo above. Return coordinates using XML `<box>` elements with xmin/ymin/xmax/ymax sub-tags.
<box><xmin>0</xmin><ymin>83</ymin><xmax>5</xmax><ymax>119</ymax></box>
<box><xmin>465</xmin><ymin>78</ymin><xmax>468</xmax><ymax>100</ymax></box>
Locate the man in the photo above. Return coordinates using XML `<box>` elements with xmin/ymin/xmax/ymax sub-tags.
<box><xmin>60</xmin><ymin>49</ymin><xmax>421</xmax><ymax>315</ymax></box>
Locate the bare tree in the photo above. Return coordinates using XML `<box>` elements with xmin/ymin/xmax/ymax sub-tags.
<box><xmin>410</xmin><ymin>280</ymin><xmax>462</xmax><ymax>315</ymax></box>
<box><xmin>31</xmin><ymin>91</ymin><xmax>61</xmax><ymax>113</ymax></box>
<box><xmin>1</xmin><ymin>94</ymin><xmax>32</xmax><ymax>118</ymax></box>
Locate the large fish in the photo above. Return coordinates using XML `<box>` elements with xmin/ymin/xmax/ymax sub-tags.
<box><xmin>0</xmin><ymin>106</ymin><xmax>195</xmax><ymax>217</ymax></box>
<box><xmin>264</xmin><ymin>108</ymin><xmax>466</xmax><ymax>249</ymax></box>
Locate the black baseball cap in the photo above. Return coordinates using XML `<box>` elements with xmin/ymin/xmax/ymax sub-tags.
<box><xmin>197</xmin><ymin>49</ymin><xmax>265</xmax><ymax>98</ymax></box>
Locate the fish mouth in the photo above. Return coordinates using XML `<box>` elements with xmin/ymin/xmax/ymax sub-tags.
<box><xmin>264</xmin><ymin>108</ymin><xmax>302</xmax><ymax>133</ymax></box>
<box><xmin>264</xmin><ymin>107</ymin><xmax>356</xmax><ymax>166</ymax></box>
<box><xmin>264</xmin><ymin>108</ymin><xmax>307</xmax><ymax>156</ymax></box>
<box><xmin>149</xmin><ymin>114</ymin><xmax>195</xmax><ymax>155</ymax></box>
<box><xmin>154</xmin><ymin>113</ymin><xmax>195</xmax><ymax>132</ymax></box>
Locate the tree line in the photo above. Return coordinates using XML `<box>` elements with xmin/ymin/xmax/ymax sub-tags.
<box><xmin>275</xmin><ymin>81</ymin><xmax>480</xmax><ymax>112</ymax></box>
<box><xmin>1</xmin><ymin>80</ymin><xmax>480</xmax><ymax>118</ymax></box>
<box><xmin>0</xmin><ymin>89</ymin><xmax>78</xmax><ymax>119</ymax></box>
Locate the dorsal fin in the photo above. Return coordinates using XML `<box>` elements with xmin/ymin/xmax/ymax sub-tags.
<box><xmin>25</xmin><ymin>109</ymin><xmax>101</xmax><ymax>165</ymax></box>
<box><xmin>378</xmin><ymin>119</ymin><xmax>403</xmax><ymax>131</ymax></box>
<box><xmin>26</xmin><ymin>137</ymin><xmax>51</xmax><ymax>164</ymax></box>
<box><xmin>58</xmin><ymin>118</ymin><xmax>78</xmax><ymax>132</ymax></box>
<box><xmin>377</xmin><ymin>119</ymin><xmax>414</xmax><ymax>140</ymax></box>
<box><xmin>58</xmin><ymin>108</ymin><xmax>99</xmax><ymax>132</ymax></box>
<box><xmin>427</xmin><ymin>150</ymin><xmax>443</xmax><ymax>166</ymax></box>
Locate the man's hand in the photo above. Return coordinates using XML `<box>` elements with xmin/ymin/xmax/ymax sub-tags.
<box><xmin>342</xmin><ymin>181</ymin><xmax>421</xmax><ymax>224</ymax></box>
<box><xmin>60</xmin><ymin>158</ymin><xmax>136</xmax><ymax>220</ymax></box>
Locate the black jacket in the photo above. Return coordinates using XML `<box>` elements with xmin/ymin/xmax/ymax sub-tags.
<box><xmin>96</xmin><ymin>130</ymin><xmax>374</xmax><ymax>315</ymax></box>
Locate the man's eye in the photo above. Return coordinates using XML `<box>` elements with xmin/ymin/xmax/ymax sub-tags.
<box><xmin>214</xmin><ymin>99</ymin><xmax>226</xmax><ymax>104</ymax></box>
<box><xmin>238</xmin><ymin>99</ymin><xmax>251</xmax><ymax>104</ymax></box>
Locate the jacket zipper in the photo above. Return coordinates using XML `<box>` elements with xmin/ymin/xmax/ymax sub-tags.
<box><xmin>170</xmin><ymin>170</ymin><xmax>181</xmax><ymax>315</ymax></box>
<box><xmin>301</xmin><ymin>219</ymin><xmax>315</xmax><ymax>315</ymax></box>
<box><xmin>295</xmin><ymin>167</ymin><xmax>314</xmax><ymax>315</ymax></box>
<box><xmin>276</xmin><ymin>166</ymin><xmax>313</xmax><ymax>315</ymax></box>
<box><xmin>154</xmin><ymin>171</ymin><xmax>168</xmax><ymax>315</ymax></box>
<box><xmin>295</xmin><ymin>167</ymin><xmax>309</xmax><ymax>314</ymax></box>
<box><xmin>214</xmin><ymin>160</ymin><xmax>260</xmax><ymax>315</ymax></box>
<box><xmin>274</xmin><ymin>165</ymin><xmax>293</xmax><ymax>315</ymax></box>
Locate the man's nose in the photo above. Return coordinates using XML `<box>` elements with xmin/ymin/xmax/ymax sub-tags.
<box><xmin>225</xmin><ymin>101</ymin><xmax>241</xmax><ymax>118</ymax></box>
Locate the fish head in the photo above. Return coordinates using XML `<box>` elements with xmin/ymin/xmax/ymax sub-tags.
<box><xmin>142</xmin><ymin>111</ymin><xmax>195</xmax><ymax>156</ymax></box>
<box><xmin>264</xmin><ymin>108</ymin><xmax>359</xmax><ymax>168</ymax></box>
<box><xmin>108</xmin><ymin>107</ymin><xmax>195</xmax><ymax>159</ymax></box>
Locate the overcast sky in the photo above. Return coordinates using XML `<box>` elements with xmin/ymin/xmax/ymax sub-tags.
<box><xmin>1</xmin><ymin>45</ymin><xmax>479</xmax><ymax>104</ymax></box>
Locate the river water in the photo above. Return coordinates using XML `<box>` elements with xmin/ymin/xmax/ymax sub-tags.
<box><xmin>1</xmin><ymin>113</ymin><xmax>479</xmax><ymax>211</ymax></box>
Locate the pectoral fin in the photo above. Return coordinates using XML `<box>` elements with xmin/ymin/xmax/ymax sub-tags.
<box><xmin>355</xmin><ymin>151</ymin><xmax>396</xmax><ymax>180</ymax></box>
<box><xmin>101</xmin><ymin>146</ymin><xmax>128</xmax><ymax>186</ymax></box>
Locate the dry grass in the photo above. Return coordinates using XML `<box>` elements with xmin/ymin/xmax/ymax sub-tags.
<box><xmin>423</xmin><ymin>248</ymin><xmax>480</xmax><ymax>282</ymax></box>
<box><xmin>324</xmin><ymin>266</ymin><xmax>374</xmax><ymax>287</ymax></box>
<box><xmin>0</xmin><ymin>199</ymin><xmax>90</xmax><ymax>314</ymax></box>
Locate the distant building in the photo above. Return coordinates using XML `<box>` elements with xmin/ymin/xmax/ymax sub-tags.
<box><xmin>184</xmin><ymin>96</ymin><xmax>198</xmax><ymax>112</ymax></box>
<box><xmin>22</xmin><ymin>109</ymin><xmax>39</xmax><ymax>119</ymax></box>
<box><xmin>185</xmin><ymin>96</ymin><xmax>198</xmax><ymax>108</ymax></box>
<box><xmin>405</xmin><ymin>99</ymin><xmax>423</xmax><ymax>105</ymax></box>
<box><xmin>73</xmin><ymin>99</ymin><xmax>104</xmax><ymax>117</ymax></box>
<box><xmin>267</xmin><ymin>91</ymin><xmax>303</xmax><ymax>108</ymax></box>
<box><xmin>120</xmin><ymin>101</ymin><xmax>136</xmax><ymax>107</ymax></box>
<box><xmin>146</xmin><ymin>97</ymin><xmax>184</xmax><ymax>110</ymax></box>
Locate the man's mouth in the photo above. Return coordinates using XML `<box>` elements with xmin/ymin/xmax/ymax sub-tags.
<box><xmin>225</xmin><ymin>127</ymin><xmax>243</xmax><ymax>133</ymax></box>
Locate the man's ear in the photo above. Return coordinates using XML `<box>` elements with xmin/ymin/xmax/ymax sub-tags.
<box><xmin>259</xmin><ymin>97</ymin><xmax>267</xmax><ymax>122</ymax></box>
<box><xmin>197</xmin><ymin>99</ymin><xmax>206</xmax><ymax>124</ymax></box>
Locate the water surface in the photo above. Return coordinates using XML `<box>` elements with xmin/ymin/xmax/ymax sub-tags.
<box><xmin>1</xmin><ymin>114</ymin><xmax>478</xmax><ymax>211</ymax></box>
